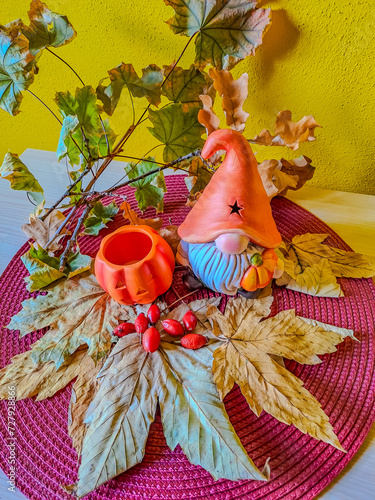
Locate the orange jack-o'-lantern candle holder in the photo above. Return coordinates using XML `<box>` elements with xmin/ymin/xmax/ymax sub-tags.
<box><xmin>95</xmin><ymin>225</ymin><xmax>175</xmax><ymax>305</ymax></box>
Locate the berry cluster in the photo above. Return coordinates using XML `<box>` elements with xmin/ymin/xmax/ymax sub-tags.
<box><xmin>112</xmin><ymin>304</ymin><xmax>207</xmax><ymax>353</ymax></box>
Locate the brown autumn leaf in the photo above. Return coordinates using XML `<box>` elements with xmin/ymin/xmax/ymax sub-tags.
<box><xmin>7</xmin><ymin>272</ymin><xmax>131</xmax><ymax>369</ymax></box>
<box><xmin>158</xmin><ymin>226</ymin><xmax>180</xmax><ymax>257</ymax></box>
<box><xmin>287</xmin><ymin>259</ymin><xmax>343</xmax><ymax>297</ymax></box>
<box><xmin>258</xmin><ymin>156</ymin><xmax>315</xmax><ymax>199</ymax></box>
<box><xmin>120</xmin><ymin>200</ymin><xmax>163</xmax><ymax>230</ymax></box>
<box><xmin>198</xmin><ymin>94</ymin><xmax>220</xmax><ymax>135</ymax></box>
<box><xmin>0</xmin><ymin>346</ymin><xmax>87</xmax><ymax>401</ymax></box>
<box><xmin>207</xmin><ymin>295</ymin><xmax>351</xmax><ymax>450</ymax></box>
<box><xmin>209</xmin><ymin>68</ymin><xmax>249</xmax><ymax>132</ymax></box>
<box><xmin>68</xmin><ymin>355</ymin><xmax>104</xmax><ymax>456</ymax></box>
<box><xmin>21</xmin><ymin>209</ymin><xmax>69</xmax><ymax>255</ymax></box>
<box><xmin>253</xmin><ymin>110</ymin><xmax>322</xmax><ymax>150</ymax></box>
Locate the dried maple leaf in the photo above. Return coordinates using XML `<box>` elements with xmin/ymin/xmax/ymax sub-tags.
<box><xmin>68</xmin><ymin>355</ymin><xmax>104</xmax><ymax>457</ymax></box>
<box><xmin>120</xmin><ymin>201</ymin><xmax>163</xmax><ymax>230</ymax></box>
<box><xmin>198</xmin><ymin>94</ymin><xmax>220</xmax><ymax>135</ymax></box>
<box><xmin>253</xmin><ymin>110</ymin><xmax>322</xmax><ymax>150</ymax></box>
<box><xmin>209</xmin><ymin>68</ymin><xmax>249</xmax><ymax>132</ymax></box>
<box><xmin>207</xmin><ymin>295</ymin><xmax>351</xmax><ymax>450</ymax></box>
<box><xmin>7</xmin><ymin>272</ymin><xmax>131</xmax><ymax>369</ymax></box>
<box><xmin>0</xmin><ymin>346</ymin><xmax>87</xmax><ymax>401</ymax></box>
<box><xmin>21</xmin><ymin>209</ymin><xmax>69</xmax><ymax>255</ymax></box>
<box><xmin>287</xmin><ymin>259</ymin><xmax>343</xmax><ymax>297</ymax></box>
<box><xmin>284</xmin><ymin>234</ymin><xmax>375</xmax><ymax>279</ymax></box>
<box><xmin>258</xmin><ymin>156</ymin><xmax>315</xmax><ymax>199</ymax></box>
<box><xmin>74</xmin><ymin>329</ymin><xmax>264</xmax><ymax>498</ymax></box>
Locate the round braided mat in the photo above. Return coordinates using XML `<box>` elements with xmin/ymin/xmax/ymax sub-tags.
<box><xmin>0</xmin><ymin>175</ymin><xmax>374</xmax><ymax>500</ymax></box>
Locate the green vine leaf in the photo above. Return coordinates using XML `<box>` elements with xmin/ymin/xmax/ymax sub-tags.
<box><xmin>55</xmin><ymin>86</ymin><xmax>102</xmax><ymax>135</ymax></box>
<box><xmin>97</xmin><ymin>63</ymin><xmax>163</xmax><ymax>115</ymax></box>
<box><xmin>7</xmin><ymin>272</ymin><xmax>131</xmax><ymax>369</ymax></box>
<box><xmin>161</xmin><ymin>64</ymin><xmax>214</xmax><ymax>104</ymax></box>
<box><xmin>0</xmin><ymin>27</ymin><xmax>35</xmax><ymax>115</ymax></box>
<box><xmin>83</xmin><ymin>201</ymin><xmax>119</xmax><ymax>236</ymax></box>
<box><xmin>20</xmin><ymin>245</ymin><xmax>91</xmax><ymax>291</ymax></box>
<box><xmin>0</xmin><ymin>152</ymin><xmax>45</xmax><ymax>214</ymax></box>
<box><xmin>148</xmin><ymin>103</ymin><xmax>205</xmax><ymax>162</ymax></box>
<box><xmin>125</xmin><ymin>158</ymin><xmax>167</xmax><ymax>212</ymax></box>
<box><xmin>164</xmin><ymin>0</ymin><xmax>271</xmax><ymax>70</ymax></box>
<box><xmin>22</xmin><ymin>0</ymin><xmax>77</xmax><ymax>56</ymax></box>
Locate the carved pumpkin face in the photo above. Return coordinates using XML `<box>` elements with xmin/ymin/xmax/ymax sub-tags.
<box><xmin>95</xmin><ymin>225</ymin><xmax>175</xmax><ymax>305</ymax></box>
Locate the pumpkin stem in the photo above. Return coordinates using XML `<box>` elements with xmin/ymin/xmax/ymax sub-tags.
<box><xmin>250</xmin><ymin>253</ymin><xmax>263</xmax><ymax>267</ymax></box>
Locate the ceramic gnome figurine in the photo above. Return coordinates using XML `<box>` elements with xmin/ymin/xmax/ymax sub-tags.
<box><xmin>177</xmin><ymin>129</ymin><xmax>284</xmax><ymax>298</ymax></box>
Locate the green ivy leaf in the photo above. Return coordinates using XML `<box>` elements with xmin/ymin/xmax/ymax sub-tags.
<box><xmin>148</xmin><ymin>104</ymin><xmax>204</xmax><ymax>162</ymax></box>
<box><xmin>162</xmin><ymin>64</ymin><xmax>214</xmax><ymax>104</ymax></box>
<box><xmin>55</xmin><ymin>86</ymin><xmax>102</xmax><ymax>135</ymax></box>
<box><xmin>0</xmin><ymin>152</ymin><xmax>45</xmax><ymax>213</ymax></box>
<box><xmin>164</xmin><ymin>0</ymin><xmax>271</xmax><ymax>70</ymax></box>
<box><xmin>22</xmin><ymin>0</ymin><xmax>76</xmax><ymax>56</ymax></box>
<box><xmin>97</xmin><ymin>63</ymin><xmax>163</xmax><ymax>115</ymax></box>
<box><xmin>83</xmin><ymin>201</ymin><xmax>119</xmax><ymax>236</ymax></box>
<box><xmin>21</xmin><ymin>245</ymin><xmax>91</xmax><ymax>291</ymax></box>
<box><xmin>125</xmin><ymin>159</ymin><xmax>166</xmax><ymax>212</ymax></box>
<box><xmin>0</xmin><ymin>26</ymin><xmax>35</xmax><ymax>115</ymax></box>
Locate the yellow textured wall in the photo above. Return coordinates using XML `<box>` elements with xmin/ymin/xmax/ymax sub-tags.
<box><xmin>1</xmin><ymin>0</ymin><xmax>374</xmax><ymax>194</ymax></box>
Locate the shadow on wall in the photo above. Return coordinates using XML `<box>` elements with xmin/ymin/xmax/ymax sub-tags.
<box><xmin>259</xmin><ymin>9</ymin><xmax>300</xmax><ymax>80</ymax></box>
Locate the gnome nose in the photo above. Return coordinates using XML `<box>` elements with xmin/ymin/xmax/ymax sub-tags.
<box><xmin>215</xmin><ymin>233</ymin><xmax>249</xmax><ymax>255</ymax></box>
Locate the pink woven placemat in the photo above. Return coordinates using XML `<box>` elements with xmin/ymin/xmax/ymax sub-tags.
<box><xmin>0</xmin><ymin>175</ymin><xmax>374</xmax><ymax>500</ymax></box>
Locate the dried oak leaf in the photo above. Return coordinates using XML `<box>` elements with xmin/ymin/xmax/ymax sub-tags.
<box><xmin>253</xmin><ymin>110</ymin><xmax>322</xmax><ymax>150</ymax></box>
<box><xmin>7</xmin><ymin>272</ymin><xmax>131</xmax><ymax>369</ymax></box>
<box><xmin>21</xmin><ymin>209</ymin><xmax>68</xmax><ymax>255</ymax></box>
<box><xmin>207</xmin><ymin>295</ymin><xmax>351</xmax><ymax>449</ymax></box>
<box><xmin>74</xmin><ymin>324</ymin><xmax>264</xmax><ymax>497</ymax></box>
<box><xmin>0</xmin><ymin>346</ymin><xmax>87</xmax><ymax>402</ymax></box>
<box><xmin>198</xmin><ymin>94</ymin><xmax>220</xmax><ymax>135</ymax></box>
<box><xmin>258</xmin><ymin>156</ymin><xmax>315</xmax><ymax>199</ymax></box>
<box><xmin>209</xmin><ymin>68</ymin><xmax>249</xmax><ymax>132</ymax></box>
<box><xmin>120</xmin><ymin>201</ymin><xmax>163</xmax><ymax>230</ymax></box>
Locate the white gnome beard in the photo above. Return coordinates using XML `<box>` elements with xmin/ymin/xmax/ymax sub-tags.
<box><xmin>180</xmin><ymin>239</ymin><xmax>263</xmax><ymax>295</ymax></box>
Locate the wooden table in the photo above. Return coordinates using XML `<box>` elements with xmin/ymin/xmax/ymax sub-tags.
<box><xmin>0</xmin><ymin>149</ymin><xmax>374</xmax><ymax>500</ymax></box>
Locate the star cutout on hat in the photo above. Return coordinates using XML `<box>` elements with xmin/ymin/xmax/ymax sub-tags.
<box><xmin>229</xmin><ymin>200</ymin><xmax>243</xmax><ymax>216</ymax></box>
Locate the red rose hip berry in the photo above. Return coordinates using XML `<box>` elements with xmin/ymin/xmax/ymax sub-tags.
<box><xmin>142</xmin><ymin>327</ymin><xmax>160</xmax><ymax>352</ymax></box>
<box><xmin>147</xmin><ymin>304</ymin><xmax>161</xmax><ymax>324</ymax></box>
<box><xmin>135</xmin><ymin>313</ymin><xmax>148</xmax><ymax>333</ymax></box>
<box><xmin>181</xmin><ymin>334</ymin><xmax>207</xmax><ymax>350</ymax></box>
<box><xmin>182</xmin><ymin>311</ymin><xmax>198</xmax><ymax>331</ymax></box>
<box><xmin>162</xmin><ymin>319</ymin><xmax>184</xmax><ymax>336</ymax></box>
<box><xmin>113</xmin><ymin>322</ymin><xmax>136</xmax><ymax>337</ymax></box>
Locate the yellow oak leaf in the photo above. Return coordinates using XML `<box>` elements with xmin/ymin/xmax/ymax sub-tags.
<box><xmin>253</xmin><ymin>110</ymin><xmax>321</xmax><ymax>150</ymax></box>
<box><xmin>209</xmin><ymin>68</ymin><xmax>249</xmax><ymax>132</ymax></box>
<box><xmin>207</xmin><ymin>296</ymin><xmax>352</xmax><ymax>450</ymax></box>
<box><xmin>198</xmin><ymin>94</ymin><xmax>220</xmax><ymax>135</ymax></box>
<box><xmin>120</xmin><ymin>200</ymin><xmax>163</xmax><ymax>230</ymax></box>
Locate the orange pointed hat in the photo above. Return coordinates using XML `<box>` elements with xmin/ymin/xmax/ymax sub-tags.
<box><xmin>178</xmin><ymin>129</ymin><xmax>282</xmax><ymax>248</ymax></box>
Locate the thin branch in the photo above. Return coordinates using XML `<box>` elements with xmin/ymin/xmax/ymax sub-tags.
<box><xmin>27</xmin><ymin>90</ymin><xmax>62</xmax><ymax>125</ymax></box>
<box><xmin>45</xmin><ymin>204</ymin><xmax>79</xmax><ymax>250</ymax></box>
<box><xmin>127</xmin><ymin>85</ymin><xmax>136</xmax><ymax>125</ymax></box>
<box><xmin>46</xmin><ymin>47</ymin><xmax>86</xmax><ymax>86</ymax></box>
<box><xmin>41</xmin><ymin>164</ymin><xmax>92</xmax><ymax>220</ymax></box>
<box><xmin>59</xmin><ymin>204</ymin><xmax>91</xmax><ymax>271</ymax></box>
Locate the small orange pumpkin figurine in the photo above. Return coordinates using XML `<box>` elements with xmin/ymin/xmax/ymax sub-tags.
<box><xmin>95</xmin><ymin>225</ymin><xmax>175</xmax><ymax>305</ymax></box>
<box><xmin>177</xmin><ymin>129</ymin><xmax>283</xmax><ymax>296</ymax></box>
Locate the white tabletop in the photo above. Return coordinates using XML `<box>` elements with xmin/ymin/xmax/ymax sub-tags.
<box><xmin>0</xmin><ymin>149</ymin><xmax>374</xmax><ymax>499</ymax></box>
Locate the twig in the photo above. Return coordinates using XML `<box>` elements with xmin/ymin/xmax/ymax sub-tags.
<box><xmin>41</xmin><ymin>164</ymin><xmax>92</xmax><ymax>220</ymax></box>
<box><xmin>59</xmin><ymin>204</ymin><xmax>91</xmax><ymax>271</ymax></box>
<box><xmin>46</xmin><ymin>47</ymin><xmax>85</xmax><ymax>86</ymax></box>
<box><xmin>45</xmin><ymin>204</ymin><xmax>79</xmax><ymax>250</ymax></box>
<box><xmin>27</xmin><ymin>90</ymin><xmax>62</xmax><ymax>125</ymax></box>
